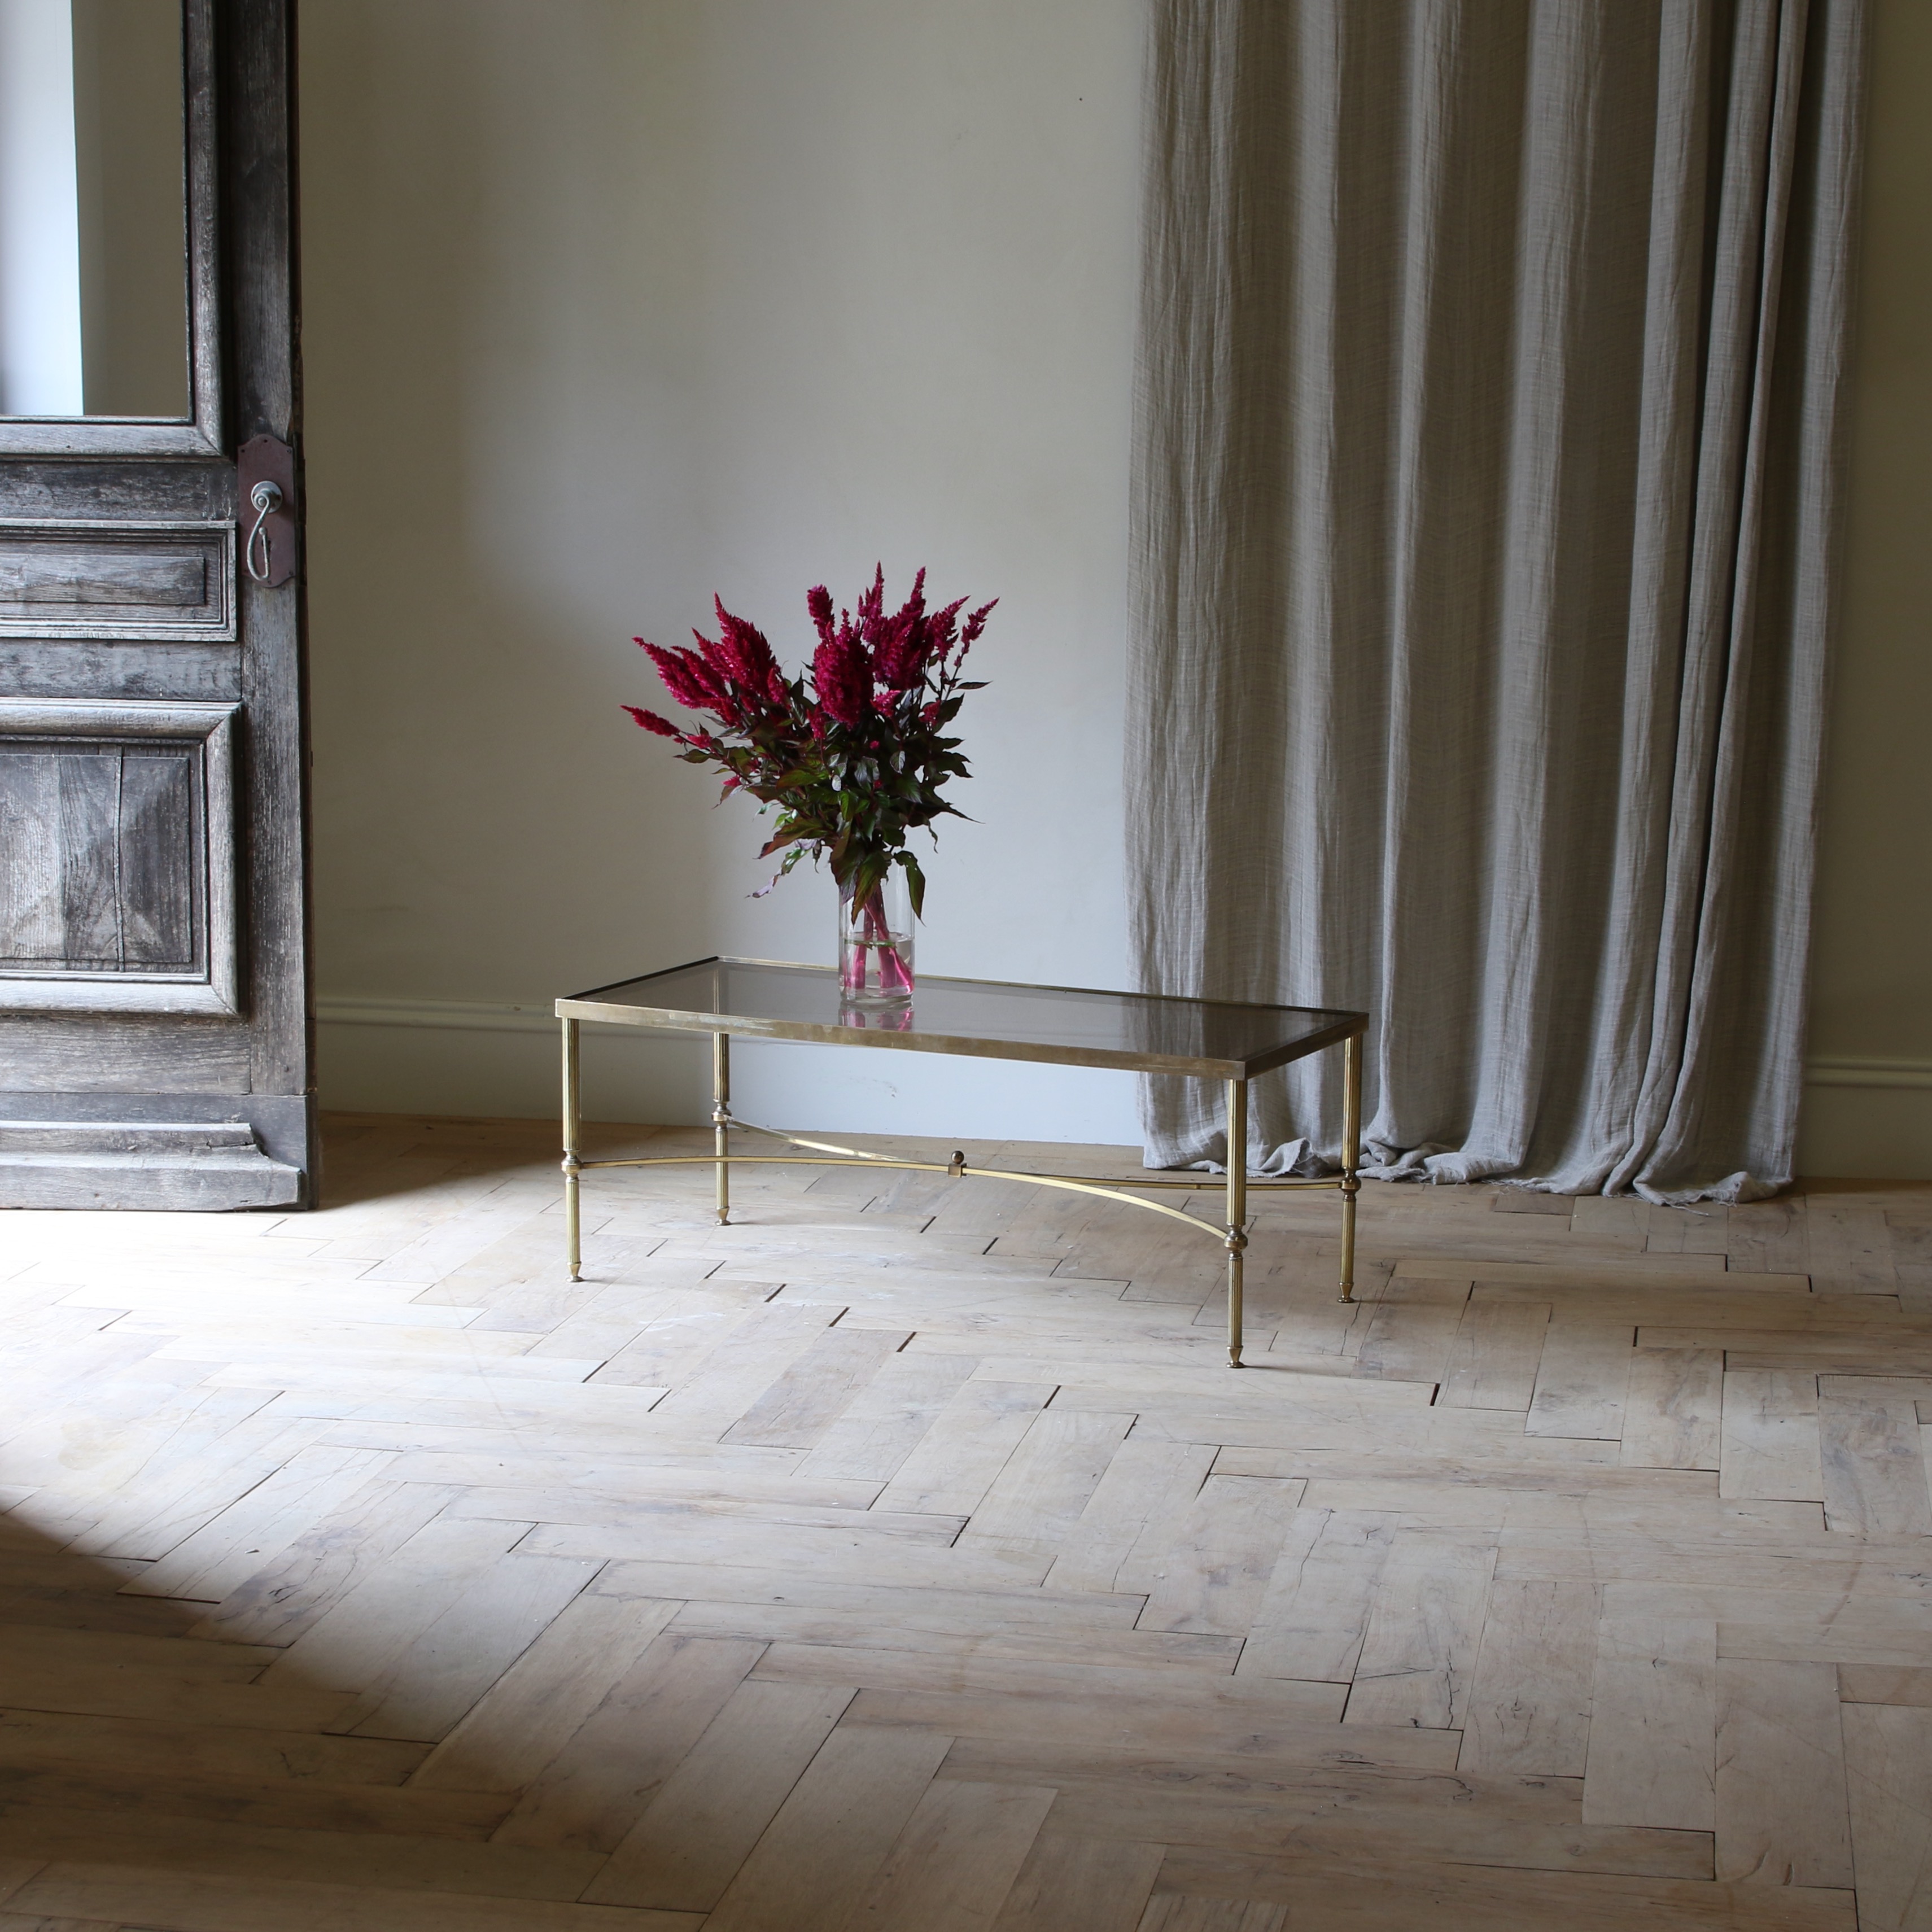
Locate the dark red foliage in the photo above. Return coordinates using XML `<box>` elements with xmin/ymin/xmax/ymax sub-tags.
<box><xmin>625</xmin><ymin>567</ymin><xmax>995</xmax><ymax>909</ymax></box>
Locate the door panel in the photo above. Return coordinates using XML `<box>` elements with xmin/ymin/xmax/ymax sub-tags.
<box><xmin>0</xmin><ymin>0</ymin><xmax>311</xmax><ymax>1209</ymax></box>
<box><xmin>0</xmin><ymin>699</ymin><xmax>237</xmax><ymax>1013</ymax></box>
<box><xmin>0</xmin><ymin>518</ymin><xmax>236</xmax><ymax>639</ymax></box>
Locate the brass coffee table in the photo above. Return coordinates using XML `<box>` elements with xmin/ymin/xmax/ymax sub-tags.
<box><xmin>557</xmin><ymin>958</ymin><xmax>1367</xmax><ymax>1367</ymax></box>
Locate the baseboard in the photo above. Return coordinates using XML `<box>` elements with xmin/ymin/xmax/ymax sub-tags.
<box><xmin>316</xmin><ymin>996</ymin><xmax>557</xmax><ymax>1035</ymax></box>
<box><xmin>314</xmin><ymin>998</ymin><xmax>1932</xmax><ymax>1179</ymax></box>
<box><xmin>1804</xmin><ymin>1054</ymin><xmax>1932</xmax><ymax>1090</ymax></box>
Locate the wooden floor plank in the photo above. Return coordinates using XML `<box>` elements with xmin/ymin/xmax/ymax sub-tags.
<box><xmin>1046</xmin><ymin>1439</ymin><xmax>1216</xmax><ymax>1594</ymax></box>
<box><xmin>258</xmin><ymin>1516</ymin><xmax>535</xmax><ymax>1697</ymax></box>
<box><xmin>187</xmin><ymin>1476</ymin><xmax>465</xmax><ymax>1647</ymax></box>
<box><xmin>1526</xmin><ymin>1317</ymin><xmax>1635</xmax><ymax>1442</ymax></box>
<box><xmin>585</xmin><ymin>1680</ymin><xmax>855</xmax><ymax>1909</ymax></box>
<box><xmin>795</xmin><ymin>1352</ymin><xmax>979</xmax><ymax>1483</ymax></box>
<box><xmin>1583</xmin><ymin>1618</ymin><xmax>1718</xmax><ymax>1832</ymax></box>
<box><xmin>1714</xmin><ymin>1658</ymin><xmax>1853</xmax><ymax>1887</ymax></box>
<box><xmin>1352</xmin><ymin>1278</ymin><xmax>1471</xmax><ymax>1385</ymax></box>
<box><xmin>1817</xmin><ymin>1380</ymin><xmax>1932</xmax><ymax>1536</ymax></box>
<box><xmin>1041</xmin><ymin>1776</ymin><xmax>1714</xmax><ymax>1881</ymax></box>
<box><xmin>722</xmin><ymin>1325</ymin><xmax>913</xmax><ymax>1449</ymax></box>
<box><xmin>1438</xmin><ymin>1299</ymin><xmax>1550</xmax><ymax>1411</ymax></box>
<box><xmin>1153</xmin><ymin>1845</ymin><xmax>1855</xmax><ymax>1931</ymax></box>
<box><xmin>1137</xmin><ymin>1899</ymin><xmax>1287</xmax><ymax>1932</ymax></box>
<box><xmin>1136</xmin><ymin>1475</ymin><xmax>1307</xmax><ymax>1637</ymax></box>
<box><xmin>873</xmin><ymin>1382</ymin><xmax>1059</xmax><ymax>1518</ymax></box>
<box><xmin>1842</xmin><ymin>1702</ymin><xmax>1932</xmax><ymax>1932</ymax></box>
<box><xmin>844</xmin><ymin>1776</ymin><xmax>1056</xmax><ymax>1931</ymax></box>
<box><xmin>2</xmin><ymin>1862</ymin><xmax>702</xmax><ymax>1930</ymax></box>
<box><xmin>990</xmin><ymin>1832</ymin><xmax>1166</xmax><ymax>1932</ymax></box>
<box><xmin>336</xmin><ymin>1552</ymin><xmax>598</xmax><ymax>1742</ymax></box>
<box><xmin>700</xmin><ymin>1724</ymin><xmax>953</xmax><ymax>1932</ymax></box>
<box><xmin>1459</xmin><ymin>1577</ymin><xmax>1599</xmax><ymax>1777</ymax></box>
<box><xmin>491</xmin><ymin>1634</ymin><xmax>765</xmax><ymax>1852</ymax></box>
<box><xmin>1343</xmin><ymin>1529</ymin><xmax>1495</xmax><ymax>1731</ymax></box>
<box><xmin>965</xmin><ymin>1409</ymin><xmax>1134</xmax><ymax>1547</ymax></box>
<box><xmin>1237</xmin><ymin>1508</ymin><xmax>1395</xmax><ymax>1684</ymax></box>
<box><xmin>1720</xmin><ymin>1372</ymin><xmax>1825</xmax><ymax>1503</ymax></box>
<box><xmin>1621</xmin><ymin>1349</ymin><xmax>1723</xmax><ymax>1471</ymax></box>
<box><xmin>408</xmin><ymin>1590</ymin><xmax>682</xmax><ymax>1794</ymax></box>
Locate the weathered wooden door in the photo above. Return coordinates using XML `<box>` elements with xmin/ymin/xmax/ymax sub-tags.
<box><xmin>0</xmin><ymin>0</ymin><xmax>311</xmax><ymax>1208</ymax></box>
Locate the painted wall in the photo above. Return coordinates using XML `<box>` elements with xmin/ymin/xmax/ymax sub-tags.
<box><xmin>301</xmin><ymin>0</ymin><xmax>1144</xmax><ymax>1142</ymax></box>
<box><xmin>1794</xmin><ymin>0</ymin><xmax>1932</xmax><ymax>1179</ymax></box>
<box><xmin>303</xmin><ymin>0</ymin><xmax>1931</xmax><ymax>1175</ymax></box>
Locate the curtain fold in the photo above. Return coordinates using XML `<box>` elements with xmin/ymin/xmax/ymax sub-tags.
<box><xmin>1129</xmin><ymin>0</ymin><xmax>1864</xmax><ymax>1203</ymax></box>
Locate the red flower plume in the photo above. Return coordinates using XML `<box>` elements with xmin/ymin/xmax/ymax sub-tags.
<box><xmin>623</xmin><ymin>705</ymin><xmax>684</xmax><ymax>740</ymax></box>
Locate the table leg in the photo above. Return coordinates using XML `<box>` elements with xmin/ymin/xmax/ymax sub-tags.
<box><xmin>561</xmin><ymin>1017</ymin><xmax>582</xmax><ymax>1282</ymax></box>
<box><xmin>713</xmin><ymin>1032</ymin><xmax>731</xmax><ymax>1226</ymax></box>
<box><xmin>1339</xmin><ymin>1029</ymin><xmax>1361</xmax><ymax>1304</ymax></box>
<box><xmin>1226</xmin><ymin>1076</ymin><xmax>1248</xmax><ymax>1367</ymax></box>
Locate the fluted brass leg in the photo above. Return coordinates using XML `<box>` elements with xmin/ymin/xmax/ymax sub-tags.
<box><xmin>561</xmin><ymin>1016</ymin><xmax>582</xmax><ymax>1282</ymax></box>
<box><xmin>1339</xmin><ymin>1029</ymin><xmax>1362</xmax><ymax>1304</ymax></box>
<box><xmin>713</xmin><ymin>1032</ymin><xmax>731</xmax><ymax>1226</ymax></box>
<box><xmin>1226</xmin><ymin>1077</ymin><xmax>1248</xmax><ymax>1366</ymax></box>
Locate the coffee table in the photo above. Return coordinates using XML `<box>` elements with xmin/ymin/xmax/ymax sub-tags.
<box><xmin>556</xmin><ymin>958</ymin><xmax>1368</xmax><ymax>1366</ymax></box>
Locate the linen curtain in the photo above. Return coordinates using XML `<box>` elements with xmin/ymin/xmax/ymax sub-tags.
<box><xmin>1129</xmin><ymin>0</ymin><xmax>1864</xmax><ymax>1202</ymax></box>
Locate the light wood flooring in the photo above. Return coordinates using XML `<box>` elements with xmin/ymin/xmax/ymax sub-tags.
<box><xmin>2</xmin><ymin>1113</ymin><xmax>1930</xmax><ymax>1930</ymax></box>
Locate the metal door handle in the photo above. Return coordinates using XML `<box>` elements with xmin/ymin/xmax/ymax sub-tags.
<box><xmin>245</xmin><ymin>481</ymin><xmax>283</xmax><ymax>582</ymax></box>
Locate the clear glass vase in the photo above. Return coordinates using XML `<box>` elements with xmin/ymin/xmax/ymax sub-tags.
<box><xmin>838</xmin><ymin>869</ymin><xmax>914</xmax><ymax>1008</ymax></box>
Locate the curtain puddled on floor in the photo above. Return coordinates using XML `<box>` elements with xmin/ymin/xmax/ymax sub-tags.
<box><xmin>1129</xmin><ymin>0</ymin><xmax>1864</xmax><ymax>1201</ymax></box>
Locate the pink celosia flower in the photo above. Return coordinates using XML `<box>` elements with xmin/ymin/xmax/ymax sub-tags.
<box><xmin>813</xmin><ymin>631</ymin><xmax>873</xmax><ymax>727</ymax></box>
<box><xmin>626</xmin><ymin>568</ymin><xmax>993</xmax><ymax>923</ymax></box>
<box><xmin>623</xmin><ymin>705</ymin><xmax>684</xmax><ymax>740</ymax></box>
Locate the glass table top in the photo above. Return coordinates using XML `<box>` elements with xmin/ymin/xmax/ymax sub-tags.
<box><xmin>558</xmin><ymin>958</ymin><xmax>1365</xmax><ymax>1079</ymax></box>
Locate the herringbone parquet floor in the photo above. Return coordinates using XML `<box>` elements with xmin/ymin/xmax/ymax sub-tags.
<box><xmin>1</xmin><ymin>1112</ymin><xmax>1929</xmax><ymax>1931</ymax></box>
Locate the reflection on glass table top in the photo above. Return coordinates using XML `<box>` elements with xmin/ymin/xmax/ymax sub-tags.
<box><xmin>560</xmin><ymin>958</ymin><xmax>1366</xmax><ymax>1080</ymax></box>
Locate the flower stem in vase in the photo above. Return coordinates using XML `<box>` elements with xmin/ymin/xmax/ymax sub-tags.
<box><xmin>840</xmin><ymin>871</ymin><xmax>915</xmax><ymax>1007</ymax></box>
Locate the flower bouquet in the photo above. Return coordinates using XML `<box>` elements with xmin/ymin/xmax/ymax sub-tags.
<box><xmin>626</xmin><ymin>567</ymin><xmax>994</xmax><ymax>1006</ymax></box>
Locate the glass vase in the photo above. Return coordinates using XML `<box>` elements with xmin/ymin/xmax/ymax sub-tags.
<box><xmin>838</xmin><ymin>869</ymin><xmax>914</xmax><ymax>1008</ymax></box>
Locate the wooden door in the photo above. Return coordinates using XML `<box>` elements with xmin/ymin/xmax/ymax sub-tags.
<box><xmin>0</xmin><ymin>0</ymin><xmax>311</xmax><ymax>1209</ymax></box>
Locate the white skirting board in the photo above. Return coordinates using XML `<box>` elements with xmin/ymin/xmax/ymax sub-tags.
<box><xmin>1794</xmin><ymin>1060</ymin><xmax>1932</xmax><ymax>1179</ymax></box>
<box><xmin>316</xmin><ymin>998</ymin><xmax>1932</xmax><ymax>1177</ymax></box>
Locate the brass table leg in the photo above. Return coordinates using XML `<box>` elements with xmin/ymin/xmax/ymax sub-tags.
<box><xmin>1226</xmin><ymin>1076</ymin><xmax>1248</xmax><ymax>1367</ymax></box>
<box><xmin>561</xmin><ymin>1017</ymin><xmax>582</xmax><ymax>1282</ymax></box>
<box><xmin>713</xmin><ymin>1032</ymin><xmax>732</xmax><ymax>1226</ymax></box>
<box><xmin>1339</xmin><ymin>1029</ymin><xmax>1362</xmax><ymax>1304</ymax></box>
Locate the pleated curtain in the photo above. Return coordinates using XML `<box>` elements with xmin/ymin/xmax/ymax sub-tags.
<box><xmin>1129</xmin><ymin>0</ymin><xmax>1865</xmax><ymax>1202</ymax></box>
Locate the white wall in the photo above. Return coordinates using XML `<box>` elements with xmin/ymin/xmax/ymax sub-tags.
<box><xmin>301</xmin><ymin>0</ymin><xmax>1144</xmax><ymax>1142</ymax></box>
<box><xmin>303</xmin><ymin>0</ymin><xmax>1930</xmax><ymax>1176</ymax></box>
<box><xmin>1793</xmin><ymin>0</ymin><xmax>1932</xmax><ymax>1180</ymax></box>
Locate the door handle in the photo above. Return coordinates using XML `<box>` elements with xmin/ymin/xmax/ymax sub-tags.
<box><xmin>235</xmin><ymin>435</ymin><xmax>299</xmax><ymax>588</ymax></box>
<box><xmin>246</xmin><ymin>481</ymin><xmax>282</xmax><ymax>581</ymax></box>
